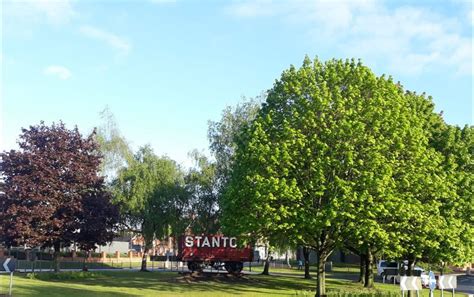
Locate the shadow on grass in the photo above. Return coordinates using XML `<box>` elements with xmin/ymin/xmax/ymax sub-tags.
<box><xmin>13</xmin><ymin>270</ymin><xmax>400</xmax><ymax>297</ymax></box>
<box><xmin>12</xmin><ymin>281</ymin><xmax>140</xmax><ymax>297</ymax></box>
<box><xmin>14</xmin><ymin>271</ymin><xmax>318</xmax><ymax>296</ymax></box>
<box><xmin>16</xmin><ymin>260</ymin><xmax>146</xmax><ymax>272</ymax></box>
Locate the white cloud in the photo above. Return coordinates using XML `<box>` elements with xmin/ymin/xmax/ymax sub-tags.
<box><xmin>79</xmin><ymin>25</ymin><xmax>131</xmax><ymax>55</ymax></box>
<box><xmin>342</xmin><ymin>6</ymin><xmax>472</xmax><ymax>76</ymax></box>
<box><xmin>43</xmin><ymin>65</ymin><xmax>72</xmax><ymax>80</ymax></box>
<box><xmin>225</xmin><ymin>0</ymin><xmax>472</xmax><ymax>76</ymax></box>
<box><xmin>5</xmin><ymin>0</ymin><xmax>76</xmax><ymax>25</ymax></box>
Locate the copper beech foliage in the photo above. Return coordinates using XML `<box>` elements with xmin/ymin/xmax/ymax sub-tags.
<box><xmin>0</xmin><ymin>122</ymin><xmax>119</xmax><ymax>251</ymax></box>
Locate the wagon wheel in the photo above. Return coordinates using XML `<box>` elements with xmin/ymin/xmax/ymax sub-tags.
<box><xmin>234</xmin><ymin>262</ymin><xmax>243</xmax><ymax>273</ymax></box>
<box><xmin>224</xmin><ymin>262</ymin><xmax>234</xmax><ymax>273</ymax></box>
<box><xmin>224</xmin><ymin>262</ymin><xmax>243</xmax><ymax>274</ymax></box>
<box><xmin>188</xmin><ymin>262</ymin><xmax>203</xmax><ymax>272</ymax></box>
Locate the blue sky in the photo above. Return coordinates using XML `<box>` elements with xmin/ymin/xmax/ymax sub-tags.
<box><xmin>1</xmin><ymin>0</ymin><xmax>473</xmax><ymax>167</ymax></box>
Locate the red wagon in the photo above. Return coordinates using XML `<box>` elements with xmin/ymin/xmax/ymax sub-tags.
<box><xmin>177</xmin><ymin>235</ymin><xmax>254</xmax><ymax>273</ymax></box>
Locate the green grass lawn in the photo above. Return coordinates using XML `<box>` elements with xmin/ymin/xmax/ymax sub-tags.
<box><xmin>244</xmin><ymin>263</ymin><xmax>360</xmax><ymax>275</ymax></box>
<box><xmin>14</xmin><ymin>260</ymin><xmax>151</xmax><ymax>271</ymax></box>
<box><xmin>0</xmin><ymin>269</ymin><xmax>469</xmax><ymax>297</ymax></box>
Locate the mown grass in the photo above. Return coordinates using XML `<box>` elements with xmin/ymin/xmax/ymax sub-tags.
<box><xmin>244</xmin><ymin>264</ymin><xmax>360</xmax><ymax>275</ymax></box>
<box><xmin>14</xmin><ymin>260</ymin><xmax>150</xmax><ymax>271</ymax></box>
<box><xmin>0</xmin><ymin>268</ymin><xmax>469</xmax><ymax>297</ymax></box>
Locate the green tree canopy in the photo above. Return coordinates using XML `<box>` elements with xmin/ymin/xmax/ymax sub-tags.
<box><xmin>185</xmin><ymin>150</ymin><xmax>220</xmax><ymax>234</ymax></box>
<box><xmin>112</xmin><ymin>145</ymin><xmax>185</xmax><ymax>271</ymax></box>
<box><xmin>424</xmin><ymin>122</ymin><xmax>473</xmax><ymax>267</ymax></box>
<box><xmin>95</xmin><ymin>106</ymin><xmax>133</xmax><ymax>181</ymax></box>
<box><xmin>208</xmin><ymin>97</ymin><xmax>261</xmax><ymax>189</ymax></box>
<box><xmin>221</xmin><ymin>57</ymin><xmax>452</xmax><ymax>296</ymax></box>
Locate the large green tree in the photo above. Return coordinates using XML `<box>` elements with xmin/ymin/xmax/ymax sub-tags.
<box><xmin>221</xmin><ymin>57</ymin><xmax>449</xmax><ymax>296</ymax></box>
<box><xmin>209</xmin><ymin>97</ymin><xmax>295</xmax><ymax>276</ymax></box>
<box><xmin>417</xmin><ymin>109</ymin><xmax>473</xmax><ymax>269</ymax></box>
<box><xmin>112</xmin><ymin>145</ymin><xmax>185</xmax><ymax>271</ymax></box>
<box><xmin>437</xmin><ymin>125</ymin><xmax>474</xmax><ymax>266</ymax></box>
<box><xmin>384</xmin><ymin>93</ymin><xmax>474</xmax><ymax>280</ymax></box>
<box><xmin>185</xmin><ymin>150</ymin><xmax>220</xmax><ymax>234</ymax></box>
<box><xmin>338</xmin><ymin>91</ymin><xmax>451</xmax><ymax>286</ymax></box>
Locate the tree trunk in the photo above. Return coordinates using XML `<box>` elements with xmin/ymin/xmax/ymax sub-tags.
<box><xmin>286</xmin><ymin>251</ymin><xmax>291</xmax><ymax>268</ymax></box>
<box><xmin>53</xmin><ymin>242</ymin><xmax>61</xmax><ymax>273</ymax></box>
<box><xmin>407</xmin><ymin>258</ymin><xmax>415</xmax><ymax>276</ymax></box>
<box><xmin>315</xmin><ymin>251</ymin><xmax>326</xmax><ymax>297</ymax></box>
<box><xmin>364</xmin><ymin>250</ymin><xmax>374</xmax><ymax>288</ymax></box>
<box><xmin>358</xmin><ymin>255</ymin><xmax>365</xmax><ymax>284</ymax></box>
<box><xmin>407</xmin><ymin>258</ymin><xmax>415</xmax><ymax>297</ymax></box>
<box><xmin>140</xmin><ymin>248</ymin><xmax>148</xmax><ymax>272</ymax></box>
<box><xmin>303</xmin><ymin>246</ymin><xmax>311</xmax><ymax>279</ymax></box>
<box><xmin>82</xmin><ymin>250</ymin><xmax>90</xmax><ymax>271</ymax></box>
<box><xmin>262</xmin><ymin>248</ymin><xmax>271</xmax><ymax>275</ymax></box>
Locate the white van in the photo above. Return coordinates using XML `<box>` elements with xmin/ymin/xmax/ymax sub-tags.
<box><xmin>377</xmin><ymin>260</ymin><xmax>398</xmax><ymax>276</ymax></box>
<box><xmin>377</xmin><ymin>260</ymin><xmax>429</xmax><ymax>287</ymax></box>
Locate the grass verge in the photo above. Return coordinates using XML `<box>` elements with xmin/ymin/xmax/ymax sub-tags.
<box><xmin>0</xmin><ymin>270</ymin><xmax>469</xmax><ymax>297</ymax></box>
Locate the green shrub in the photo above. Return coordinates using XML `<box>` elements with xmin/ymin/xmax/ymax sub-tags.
<box><xmin>75</xmin><ymin>251</ymin><xmax>87</xmax><ymax>258</ymax></box>
<box><xmin>326</xmin><ymin>292</ymin><xmax>399</xmax><ymax>297</ymax></box>
<box><xmin>26</xmin><ymin>271</ymin><xmax>101</xmax><ymax>281</ymax></box>
<box><xmin>295</xmin><ymin>291</ymin><xmax>399</xmax><ymax>297</ymax></box>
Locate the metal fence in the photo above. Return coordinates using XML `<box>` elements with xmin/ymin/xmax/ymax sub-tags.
<box><xmin>14</xmin><ymin>260</ymin><xmax>149</xmax><ymax>273</ymax></box>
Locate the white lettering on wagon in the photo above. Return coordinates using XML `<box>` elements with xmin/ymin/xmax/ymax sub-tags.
<box><xmin>212</xmin><ymin>237</ymin><xmax>220</xmax><ymax>247</ymax></box>
<box><xmin>202</xmin><ymin>237</ymin><xmax>210</xmax><ymax>247</ymax></box>
<box><xmin>185</xmin><ymin>236</ymin><xmax>194</xmax><ymax>247</ymax></box>
<box><xmin>184</xmin><ymin>236</ymin><xmax>239</xmax><ymax>248</ymax></box>
<box><xmin>230</xmin><ymin>237</ymin><xmax>237</xmax><ymax>248</ymax></box>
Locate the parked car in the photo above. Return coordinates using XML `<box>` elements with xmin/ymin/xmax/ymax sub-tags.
<box><xmin>419</xmin><ymin>272</ymin><xmax>429</xmax><ymax>287</ymax></box>
<box><xmin>386</xmin><ymin>270</ymin><xmax>429</xmax><ymax>287</ymax></box>
<box><xmin>377</xmin><ymin>260</ymin><xmax>398</xmax><ymax>276</ymax></box>
<box><xmin>377</xmin><ymin>260</ymin><xmax>429</xmax><ymax>287</ymax></box>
